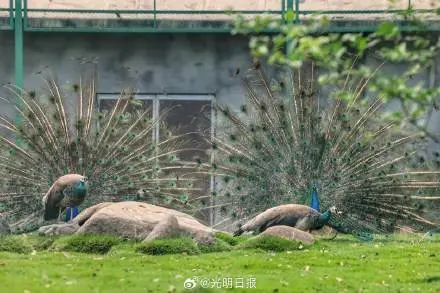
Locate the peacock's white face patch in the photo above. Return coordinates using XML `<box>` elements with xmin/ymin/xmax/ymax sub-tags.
<box><xmin>79</xmin><ymin>177</ymin><xmax>88</xmax><ymax>187</ymax></box>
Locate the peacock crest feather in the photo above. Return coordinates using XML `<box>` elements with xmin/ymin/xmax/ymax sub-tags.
<box><xmin>0</xmin><ymin>75</ymin><xmax>202</xmax><ymax>232</ymax></box>
<box><xmin>202</xmin><ymin>62</ymin><xmax>440</xmax><ymax>237</ymax></box>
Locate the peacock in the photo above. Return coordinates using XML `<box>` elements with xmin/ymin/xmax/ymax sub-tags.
<box><xmin>201</xmin><ymin>61</ymin><xmax>440</xmax><ymax>238</ymax></box>
<box><xmin>42</xmin><ymin>174</ymin><xmax>88</xmax><ymax>221</ymax></box>
<box><xmin>0</xmin><ymin>75</ymin><xmax>202</xmax><ymax>232</ymax></box>
<box><xmin>233</xmin><ymin>204</ymin><xmax>337</xmax><ymax>236</ymax></box>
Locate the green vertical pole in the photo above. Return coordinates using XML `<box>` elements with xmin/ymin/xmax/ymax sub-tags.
<box><xmin>8</xmin><ymin>0</ymin><xmax>13</xmax><ymax>28</ymax></box>
<box><xmin>153</xmin><ymin>0</ymin><xmax>157</xmax><ymax>30</ymax></box>
<box><xmin>287</xmin><ymin>0</ymin><xmax>294</xmax><ymax>13</ymax></box>
<box><xmin>14</xmin><ymin>0</ymin><xmax>23</xmax><ymax>144</ymax></box>
<box><xmin>281</xmin><ymin>0</ymin><xmax>285</xmax><ymax>21</ymax></box>
<box><xmin>286</xmin><ymin>0</ymin><xmax>294</xmax><ymax>55</ymax></box>
<box><xmin>294</xmin><ymin>0</ymin><xmax>300</xmax><ymax>24</ymax></box>
<box><xmin>14</xmin><ymin>0</ymin><xmax>23</xmax><ymax>89</ymax></box>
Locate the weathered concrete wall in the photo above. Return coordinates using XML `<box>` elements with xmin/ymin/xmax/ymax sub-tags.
<box><xmin>0</xmin><ymin>31</ymin><xmax>439</xmax><ymax>141</ymax></box>
<box><xmin>0</xmin><ymin>32</ymin><xmax>251</xmax><ymax>106</ymax></box>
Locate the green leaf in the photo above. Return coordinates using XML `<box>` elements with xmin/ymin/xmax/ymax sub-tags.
<box><xmin>284</xmin><ymin>10</ymin><xmax>295</xmax><ymax>23</ymax></box>
<box><xmin>376</xmin><ymin>22</ymin><xmax>400</xmax><ymax>39</ymax></box>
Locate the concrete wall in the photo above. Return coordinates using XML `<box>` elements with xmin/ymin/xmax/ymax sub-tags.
<box><xmin>0</xmin><ymin>32</ymin><xmax>251</xmax><ymax>104</ymax></box>
<box><xmin>0</xmin><ymin>31</ymin><xmax>439</xmax><ymax>146</ymax></box>
<box><xmin>0</xmin><ymin>32</ymin><xmax>253</xmax><ymax>145</ymax></box>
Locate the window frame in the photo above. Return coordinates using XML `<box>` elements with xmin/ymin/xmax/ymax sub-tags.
<box><xmin>97</xmin><ymin>93</ymin><xmax>217</xmax><ymax>225</ymax></box>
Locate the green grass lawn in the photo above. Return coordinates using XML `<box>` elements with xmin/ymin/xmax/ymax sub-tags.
<box><xmin>0</xmin><ymin>233</ymin><xmax>439</xmax><ymax>293</ymax></box>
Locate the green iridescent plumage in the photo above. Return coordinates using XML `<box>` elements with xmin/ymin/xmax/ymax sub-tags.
<box><xmin>0</xmin><ymin>76</ymin><xmax>203</xmax><ymax>232</ymax></box>
<box><xmin>42</xmin><ymin>174</ymin><xmax>88</xmax><ymax>221</ymax></box>
<box><xmin>202</xmin><ymin>62</ymin><xmax>440</xmax><ymax>237</ymax></box>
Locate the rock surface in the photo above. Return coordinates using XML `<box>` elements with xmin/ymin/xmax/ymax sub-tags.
<box><xmin>38</xmin><ymin>201</ymin><xmax>215</xmax><ymax>244</ymax></box>
<box><xmin>0</xmin><ymin>215</ymin><xmax>11</xmax><ymax>235</ymax></box>
<box><xmin>310</xmin><ymin>225</ymin><xmax>338</xmax><ymax>239</ymax></box>
<box><xmin>261</xmin><ymin>225</ymin><xmax>314</xmax><ymax>244</ymax></box>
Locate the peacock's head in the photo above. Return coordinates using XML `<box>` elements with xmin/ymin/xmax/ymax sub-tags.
<box><xmin>77</xmin><ymin>176</ymin><xmax>89</xmax><ymax>189</ymax></box>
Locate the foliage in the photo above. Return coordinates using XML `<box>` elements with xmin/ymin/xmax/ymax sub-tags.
<box><xmin>0</xmin><ymin>235</ymin><xmax>33</xmax><ymax>254</ymax></box>
<box><xmin>237</xmin><ymin>235</ymin><xmax>303</xmax><ymax>252</ymax></box>
<box><xmin>50</xmin><ymin>234</ymin><xmax>122</xmax><ymax>254</ymax></box>
<box><xmin>198</xmin><ymin>238</ymin><xmax>232</xmax><ymax>253</ymax></box>
<box><xmin>135</xmin><ymin>237</ymin><xmax>200</xmax><ymax>255</ymax></box>
<box><xmin>0</xmin><ymin>76</ymin><xmax>202</xmax><ymax>232</ymax></box>
<box><xmin>215</xmin><ymin>231</ymin><xmax>240</xmax><ymax>246</ymax></box>
<box><xmin>233</xmin><ymin>3</ymin><xmax>440</xmax><ymax>142</ymax></box>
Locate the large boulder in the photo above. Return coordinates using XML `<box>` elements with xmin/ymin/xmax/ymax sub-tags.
<box><xmin>310</xmin><ymin>225</ymin><xmax>338</xmax><ymax>239</ymax></box>
<box><xmin>0</xmin><ymin>215</ymin><xmax>10</xmax><ymax>235</ymax></box>
<box><xmin>261</xmin><ymin>225</ymin><xmax>314</xmax><ymax>244</ymax></box>
<box><xmin>38</xmin><ymin>201</ymin><xmax>215</xmax><ymax>244</ymax></box>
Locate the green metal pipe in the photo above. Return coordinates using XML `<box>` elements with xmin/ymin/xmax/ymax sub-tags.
<box><xmin>23</xmin><ymin>0</ymin><xmax>27</xmax><ymax>29</ymax></box>
<box><xmin>14</xmin><ymin>0</ymin><xmax>23</xmax><ymax>144</ymax></box>
<box><xmin>14</xmin><ymin>0</ymin><xmax>23</xmax><ymax>89</ymax></box>
<box><xmin>295</xmin><ymin>0</ymin><xmax>300</xmax><ymax>23</ymax></box>
<box><xmin>22</xmin><ymin>7</ymin><xmax>436</xmax><ymax>15</ymax></box>
<box><xmin>153</xmin><ymin>0</ymin><xmax>157</xmax><ymax>30</ymax></box>
<box><xmin>23</xmin><ymin>8</ymin><xmax>283</xmax><ymax>14</ymax></box>
<box><xmin>9</xmin><ymin>0</ymin><xmax>13</xmax><ymax>28</ymax></box>
<box><xmin>24</xmin><ymin>26</ymin><xmax>281</xmax><ymax>34</ymax></box>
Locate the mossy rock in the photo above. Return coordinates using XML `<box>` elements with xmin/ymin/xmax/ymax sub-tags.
<box><xmin>198</xmin><ymin>238</ymin><xmax>232</xmax><ymax>253</ymax></box>
<box><xmin>237</xmin><ymin>235</ymin><xmax>303</xmax><ymax>252</ymax></box>
<box><xmin>136</xmin><ymin>237</ymin><xmax>200</xmax><ymax>255</ymax></box>
<box><xmin>26</xmin><ymin>236</ymin><xmax>56</xmax><ymax>251</ymax></box>
<box><xmin>50</xmin><ymin>234</ymin><xmax>121</xmax><ymax>254</ymax></box>
<box><xmin>0</xmin><ymin>235</ymin><xmax>33</xmax><ymax>254</ymax></box>
<box><xmin>215</xmin><ymin>231</ymin><xmax>251</xmax><ymax>246</ymax></box>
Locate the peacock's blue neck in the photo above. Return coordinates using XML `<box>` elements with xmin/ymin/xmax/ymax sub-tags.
<box><xmin>310</xmin><ymin>186</ymin><xmax>320</xmax><ymax>212</ymax></box>
<box><xmin>73</xmin><ymin>182</ymin><xmax>88</xmax><ymax>197</ymax></box>
<box><xmin>318</xmin><ymin>209</ymin><xmax>332</xmax><ymax>225</ymax></box>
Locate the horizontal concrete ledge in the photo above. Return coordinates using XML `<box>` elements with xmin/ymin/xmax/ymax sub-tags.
<box><xmin>1</xmin><ymin>17</ymin><xmax>440</xmax><ymax>33</ymax></box>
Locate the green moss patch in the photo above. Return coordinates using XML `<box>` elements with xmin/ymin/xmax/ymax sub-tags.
<box><xmin>237</xmin><ymin>235</ymin><xmax>302</xmax><ymax>252</ymax></box>
<box><xmin>135</xmin><ymin>237</ymin><xmax>200</xmax><ymax>255</ymax></box>
<box><xmin>51</xmin><ymin>234</ymin><xmax>121</xmax><ymax>254</ymax></box>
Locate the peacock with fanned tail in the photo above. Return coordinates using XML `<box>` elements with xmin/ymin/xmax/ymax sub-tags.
<box><xmin>0</xmin><ymin>76</ymin><xmax>202</xmax><ymax>232</ymax></box>
<box><xmin>202</xmin><ymin>62</ymin><xmax>440</xmax><ymax>238</ymax></box>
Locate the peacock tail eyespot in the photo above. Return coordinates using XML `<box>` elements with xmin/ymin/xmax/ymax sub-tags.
<box><xmin>221</xmin><ymin>107</ymin><xmax>230</xmax><ymax>117</ymax></box>
<box><xmin>220</xmin><ymin>206</ymin><xmax>228</xmax><ymax>215</ymax></box>
<box><xmin>28</xmin><ymin>91</ymin><xmax>36</xmax><ymax>99</ymax></box>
